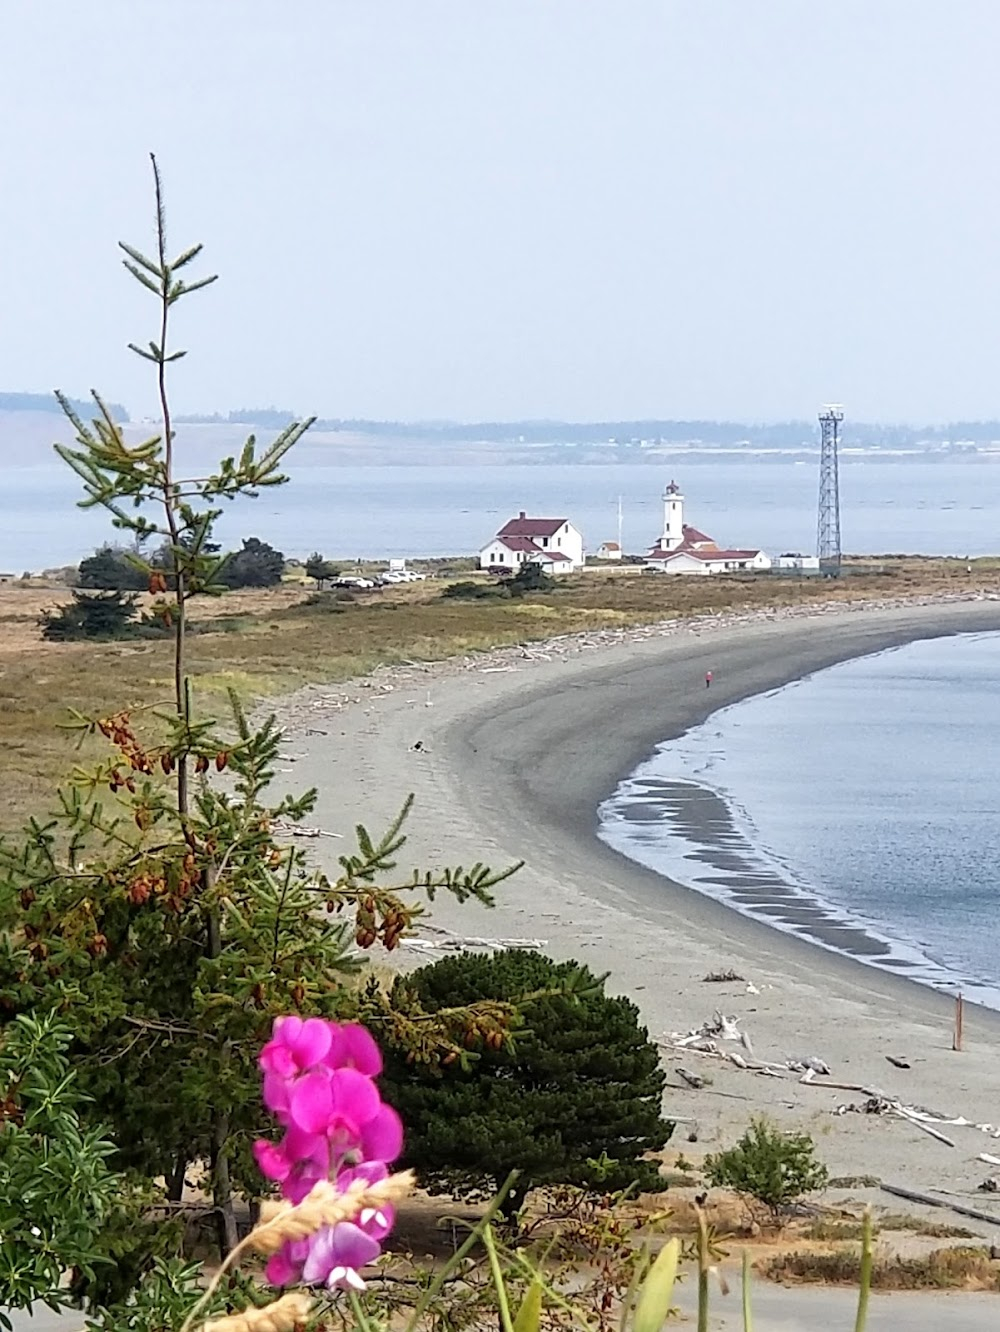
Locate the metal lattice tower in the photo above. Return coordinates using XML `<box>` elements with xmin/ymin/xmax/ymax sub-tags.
<box><xmin>817</xmin><ymin>405</ymin><xmax>844</xmax><ymax>574</ymax></box>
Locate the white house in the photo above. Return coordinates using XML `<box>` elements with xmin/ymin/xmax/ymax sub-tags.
<box><xmin>479</xmin><ymin>512</ymin><xmax>584</xmax><ymax>573</ymax></box>
<box><xmin>596</xmin><ymin>541</ymin><xmax>623</xmax><ymax>561</ymax></box>
<box><xmin>775</xmin><ymin>552</ymin><xmax>821</xmax><ymax>573</ymax></box>
<box><xmin>644</xmin><ymin>481</ymin><xmax>771</xmax><ymax>575</ymax></box>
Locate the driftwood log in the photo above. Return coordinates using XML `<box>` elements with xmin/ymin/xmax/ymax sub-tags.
<box><xmin>880</xmin><ymin>1182</ymin><xmax>1000</xmax><ymax>1228</ymax></box>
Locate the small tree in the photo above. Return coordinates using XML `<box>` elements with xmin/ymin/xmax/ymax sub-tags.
<box><xmin>379</xmin><ymin>949</ymin><xmax>672</xmax><ymax>1216</ymax></box>
<box><xmin>40</xmin><ymin>588</ymin><xmax>139</xmax><ymax>641</ymax></box>
<box><xmin>508</xmin><ymin>561</ymin><xmax>554</xmax><ymax>596</ymax></box>
<box><xmin>78</xmin><ymin>544</ymin><xmax>148</xmax><ymax>591</ymax></box>
<box><xmin>704</xmin><ymin>1118</ymin><xmax>829</xmax><ymax>1224</ymax></box>
<box><xmin>217</xmin><ymin>536</ymin><xmax>285</xmax><ymax>588</ymax></box>
<box><xmin>304</xmin><ymin>552</ymin><xmax>339</xmax><ymax>588</ymax></box>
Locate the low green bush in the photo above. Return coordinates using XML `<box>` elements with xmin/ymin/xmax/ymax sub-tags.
<box><xmin>705</xmin><ymin>1117</ymin><xmax>828</xmax><ymax>1222</ymax></box>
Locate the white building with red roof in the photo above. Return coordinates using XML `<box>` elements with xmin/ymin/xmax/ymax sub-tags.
<box><xmin>479</xmin><ymin>512</ymin><xmax>584</xmax><ymax>573</ymax></box>
<box><xmin>645</xmin><ymin>481</ymin><xmax>771</xmax><ymax>575</ymax></box>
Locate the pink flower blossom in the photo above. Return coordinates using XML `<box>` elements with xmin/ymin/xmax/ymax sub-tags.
<box><xmin>260</xmin><ymin>1016</ymin><xmax>334</xmax><ymax>1079</ymax></box>
<box><xmin>254</xmin><ymin>1016</ymin><xmax>402</xmax><ymax>1291</ymax></box>
<box><xmin>326</xmin><ymin>1023</ymin><xmax>383</xmax><ymax>1077</ymax></box>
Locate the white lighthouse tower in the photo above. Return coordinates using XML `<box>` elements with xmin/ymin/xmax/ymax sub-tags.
<box><xmin>659</xmin><ymin>479</ymin><xmax>685</xmax><ymax>551</ymax></box>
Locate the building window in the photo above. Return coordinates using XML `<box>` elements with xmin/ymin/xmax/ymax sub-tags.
<box><xmin>541</xmin><ymin>537</ymin><xmax>548</xmax><ymax>547</ymax></box>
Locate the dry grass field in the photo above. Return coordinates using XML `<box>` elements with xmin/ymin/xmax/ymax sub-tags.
<box><xmin>0</xmin><ymin>557</ymin><xmax>997</xmax><ymax>830</ymax></box>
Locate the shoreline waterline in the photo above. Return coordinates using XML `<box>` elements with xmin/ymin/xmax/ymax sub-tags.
<box><xmin>593</xmin><ymin>628</ymin><xmax>1000</xmax><ymax>1012</ymax></box>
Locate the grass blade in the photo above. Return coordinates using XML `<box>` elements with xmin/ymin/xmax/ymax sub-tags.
<box><xmin>632</xmin><ymin>1237</ymin><xmax>680</xmax><ymax>1332</ymax></box>
<box><xmin>512</xmin><ymin>1276</ymin><xmax>543</xmax><ymax>1332</ymax></box>
<box><xmin>483</xmin><ymin>1222</ymin><xmax>515</xmax><ymax>1332</ymax></box>
<box><xmin>854</xmin><ymin>1209</ymin><xmax>874</xmax><ymax>1332</ymax></box>
<box><xmin>741</xmin><ymin>1249</ymin><xmax>753</xmax><ymax>1332</ymax></box>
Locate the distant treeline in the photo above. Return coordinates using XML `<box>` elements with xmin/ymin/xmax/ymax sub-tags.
<box><xmin>164</xmin><ymin>411</ymin><xmax>1000</xmax><ymax>446</ymax></box>
<box><xmin>13</xmin><ymin>394</ymin><xmax>1000</xmax><ymax>445</ymax></box>
<box><xmin>174</xmin><ymin>407</ymin><xmax>297</xmax><ymax>427</ymax></box>
<box><xmin>310</xmin><ymin>418</ymin><xmax>1000</xmax><ymax>446</ymax></box>
<box><xmin>0</xmin><ymin>391</ymin><xmax>130</xmax><ymax>421</ymax></box>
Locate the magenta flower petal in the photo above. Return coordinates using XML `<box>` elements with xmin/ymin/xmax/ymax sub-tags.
<box><xmin>259</xmin><ymin>1043</ymin><xmax>297</xmax><ymax>1079</ymax></box>
<box><xmin>359</xmin><ymin>1102</ymin><xmax>404</xmax><ymax>1163</ymax></box>
<box><xmin>357</xmin><ymin>1203</ymin><xmax>395</xmax><ymax>1241</ymax></box>
<box><xmin>289</xmin><ymin>1070</ymin><xmax>334</xmax><ymax>1133</ymax></box>
<box><xmin>330</xmin><ymin>1221</ymin><xmax>382</xmax><ymax>1271</ymax></box>
<box><xmin>253</xmin><ymin>1139</ymin><xmax>291</xmax><ymax>1182</ymax></box>
<box><xmin>273</xmin><ymin>1015</ymin><xmax>303</xmax><ymax>1042</ymax></box>
<box><xmin>301</xmin><ymin>1226</ymin><xmax>337</xmax><ymax>1285</ymax></box>
<box><xmin>284</xmin><ymin>1123</ymin><xmax>330</xmax><ymax>1174</ymax></box>
<box><xmin>337</xmin><ymin>1160</ymin><xmax>388</xmax><ymax>1189</ymax></box>
<box><xmin>303</xmin><ymin>1222</ymin><xmax>380</xmax><ymax>1285</ymax></box>
<box><xmin>338</xmin><ymin>1024</ymin><xmax>383</xmax><ymax>1077</ymax></box>
<box><xmin>286</xmin><ymin>1170</ymin><xmax>325</xmax><ymax>1205</ymax></box>
<box><xmin>330</xmin><ymin>1067</ymin><xmax>380</xmax><ymax>1129</ymax></box>
<box><xmin>265</xmin><ymin>1248</ymin><xmax>300</xmax><ymax>1286</ymax></box>
<box><xmin>293</xmin><ymin>1018</ymin><xmax>334</xmax><ymax>1069</ymax></box>
<box><xmin>262</xmin><ymin>1071</ymin><xmax>291</xmax><ymax>1117</ymax></box>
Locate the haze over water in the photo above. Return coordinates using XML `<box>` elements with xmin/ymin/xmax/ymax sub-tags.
<box><xmin>599</xmin><ymin>632</ymin><xmax>1000</xmax><ymax>1008</ymax></box>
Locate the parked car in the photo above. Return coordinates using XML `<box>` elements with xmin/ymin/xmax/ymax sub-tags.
<box><xmin>333</xmin><ymin>576</ymin><xmax>377</xmax><ymax>589</ymax></box>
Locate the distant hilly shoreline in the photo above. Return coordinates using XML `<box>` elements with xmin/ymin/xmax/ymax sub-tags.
<box><xmin>5</xmin><ymin>392</ymin><xmax>1000</xmax><ymax>448</ymax></box>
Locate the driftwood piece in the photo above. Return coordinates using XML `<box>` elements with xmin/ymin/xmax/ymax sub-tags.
<box><xmin>403</xmin><ymin>925</ymin><xmax>548</xmax><ymax>955</ymax></box>
<box><xmin>787</xmin><ymin>1056</ymin><xmax>831</xmax><ymax>1076</ymax></box>
<box><xmin>880</xmin><ymin>1182</ymin><xmax>1000</xmax><ymax>1227</ymax></box>
<box><xmin>675</xmin><ymin>1066</ymin><xmax>707</xmax><ymax>1090</ymax></box>
<box><xmin>896</xmin><ymin>1112</ymin><xmax>956</xmax><ymax>1148</ymax></box>
<box><xmin>885</xmin><ymin>1055</ymin><xmax>911</xmax><ymax>1069</ymax></box>
<box><xmin>272</xmin><ymin>820</ymin><xmax>344</xmax><ymax>840</ymax></box>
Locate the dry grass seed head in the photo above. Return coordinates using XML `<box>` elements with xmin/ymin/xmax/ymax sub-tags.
<box><xmin>203</xmin><ymin>1293</ymin><xmax>314</xmax><ymax>1332</ymax></box>
<box><xmin>251</xmin><ymin>1170</ymin><xmax>416</xmax><ymax>1254</ymax></box>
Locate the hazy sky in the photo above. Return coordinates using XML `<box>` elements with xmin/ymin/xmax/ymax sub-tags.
<box><xmin>2</xmin><ymin>1</ymin><xmax>999</xmax><ymax>423</ymax></box>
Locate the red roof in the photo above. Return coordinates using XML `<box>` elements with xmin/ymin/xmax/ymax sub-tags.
<box><xmin>680</xmin><ymin>524</ymin><xmax>715</xmax><ymax>546</ymax></box>
<box><xmin>498</xmin><ymin>513</ymin><xmax>567</xmax><ymax>539</ymax></box>
<box><xmin>494</xmin><ymin>536</ymin><xmax>570</xmax><ymax>562</ymax></box>
<box><xmin>649</xmin><ymin>547</ymin><xmax>763</xmax><ymax>563</ymax></box>
<box><xmin>497</xmin><ymin>535</ymin><xmax>543</xmax><ymax>553</ymax></box>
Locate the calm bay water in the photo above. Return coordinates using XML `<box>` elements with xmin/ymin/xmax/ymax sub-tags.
<box><xmin>598</xmin><ymin>632</ymin><xmax>1000</xmax><ymax>1007</ymax></box>
<box><xmin>2</xmin><ymin>454</ymin><xmax>999</xmax><ymax>570</ymax></box>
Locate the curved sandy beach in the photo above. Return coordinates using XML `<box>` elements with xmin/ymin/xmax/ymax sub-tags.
<box><xmin>280</xmin><ymin>598</ymin><xmax>1000</xmax><ymax>1197</ymax></box>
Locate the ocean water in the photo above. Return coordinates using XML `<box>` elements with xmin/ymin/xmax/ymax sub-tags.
<box><xmin>598</xmin><ymin>632</ymin><xmax>1000</xmax><ymax>1008</ymax></box>
<box><xmin>1</xmin><ymin>453</ymin><xmax>999</xmax><ymax>571</ymax></box>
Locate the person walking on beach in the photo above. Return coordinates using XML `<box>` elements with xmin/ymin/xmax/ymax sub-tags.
<box><xmin>705</xmin><ymin>670</ymin><xmax>713</xmax><ymax>689</ymax></box>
